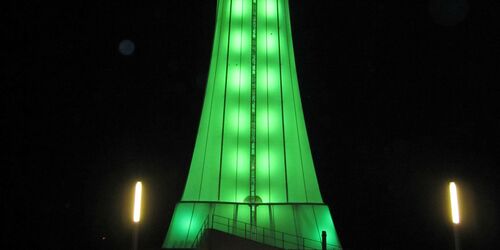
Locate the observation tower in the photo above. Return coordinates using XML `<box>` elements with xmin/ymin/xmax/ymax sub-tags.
<box><xmin>163</xmin><ymin>0</ymin><xmax>341</xmax><ymax>249</ymax></box>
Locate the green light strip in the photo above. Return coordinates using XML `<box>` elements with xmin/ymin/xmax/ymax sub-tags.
<box><xmin>235</xmin><ymin>0</ymin><xmax>242</xmax><ymax>203</ymax></box>
<box><xmin>276</xmin><ymin>0</ymin><xmax>289</xmax><ymax>202</ymax></box>
<box><xmin>249</xmin><ymin>0</ymin><xmax>258</xmax><ymax>225</ymax></box>
<box><xmin>218</xmin><ymin>0</ymin><xmax>232</xmax><ymax>200</ymax></box>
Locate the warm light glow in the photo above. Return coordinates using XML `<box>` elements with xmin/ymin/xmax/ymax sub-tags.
<box><xmin>133</xmin><ymin>181</ymin><xmax>142</xmax><ymax>223</ymax></box>
<box><xmin>449</xmin><ymin>182</ymin><xmax>460</xmax><ymax>224</ymax></box>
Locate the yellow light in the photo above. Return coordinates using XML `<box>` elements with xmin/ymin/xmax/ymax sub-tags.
<box><xmin>449</xmin><ymin>182</ymin><xmax>460</xmax><ymax>224</ymax></box>
<box><xmin>133</xmin><ymin>181</ymin><xmax>142</xmax><ymax>223</ymax></box>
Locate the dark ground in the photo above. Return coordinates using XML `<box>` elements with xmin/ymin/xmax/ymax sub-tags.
<box><xmin>4</xmin><ymin>0</ymin><xmax>499</xmax><ymax>249</ymax></box>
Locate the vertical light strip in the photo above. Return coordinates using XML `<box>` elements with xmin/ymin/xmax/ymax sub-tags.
<box><xmin>276</xmin><ymin>0</ymin><xmax>288</xmax><ymax>202</ymax></box>
<box><xmin>217</xmin><ymin>0</ymin><xmax>233</xmax><ymax>201</ymax></box>
<box><xmin>285</xmin><ymin>0</ymin><xmax>308</xmax><ymax>202</ymax></box>
<box><xmin>249</xmin><ymin>0</ymin><xmax>258</xmax><ymax>225</ymax></box>
<box><xmin>266</xmin><ymin>0</ymin><xmax>271</xmax><ymax>202</ymax></box>
<box><xmin>449</xmin><ymin>182</ymin><xmax>460</xmax><ymax>224</ymax></box>
<box><xmin>235</xmin><ymin>0</ymin><xmax>244</xmax><ymax>202</ymax></box>
<box><xmin>184</xmin><ymin>0</ymin><xmax>225</xmax><ymax>201</ymax></box>
<box><xmin>133</xmin><ymin>181</ymin><xmax>142</xmax><ymax>223</ymax></box>
<box><xmin>256</xmin><ymin>0</ymin><xmax>269</xmax><ymax>203</ymax></box>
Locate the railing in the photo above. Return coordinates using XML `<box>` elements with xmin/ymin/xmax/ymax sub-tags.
<box><xmin>191</xmin><ymin>216</ymin><xmax>210</xmax><ymax>248</ymax></box>
<box><xmin>191</xmin><ymin>214</ymin><xmax>342</xmax><ymax>250</ymax></box>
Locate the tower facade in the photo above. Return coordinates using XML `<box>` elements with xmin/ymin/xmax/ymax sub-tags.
<box><xmin>163</xmin><ymin>0</ymin><xmax>341</xmax><ymax>248</ymax></box>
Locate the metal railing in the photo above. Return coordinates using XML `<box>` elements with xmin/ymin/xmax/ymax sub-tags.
<box><xmin>191</xmin><ymin>214</ymin><xmax>342</xmax><ymax>250</ymax></box>
<box><xmin>191</xmin><ymin>216</ymin><xmax>210</xmax><ymax>248</ymax></box>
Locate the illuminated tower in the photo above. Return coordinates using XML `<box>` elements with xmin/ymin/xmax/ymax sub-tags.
<box><xmin>163</xmin><ymin>0</ymin><xmax>341</xmax><ymax>249</ymax></box>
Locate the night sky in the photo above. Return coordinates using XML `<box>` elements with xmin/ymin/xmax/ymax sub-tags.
<box><xmin>5</xmin><ymin>0</ymin><xmax>500</xmax><ymax>249</ymax></box>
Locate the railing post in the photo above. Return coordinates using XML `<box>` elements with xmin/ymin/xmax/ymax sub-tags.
<box><xmin>321</xmin><ymin>231</ymin><xmax>327</xmax><ymax>250</ymax></box>
<box><xmin>282</xmin><ymin>232</ymin><xmax>285</xmax><ymax>248</ymax></box>
<box><xmin>227</xmin><ymin>217</ymin><xmax>230</xmax><ymax>233</ymax></box>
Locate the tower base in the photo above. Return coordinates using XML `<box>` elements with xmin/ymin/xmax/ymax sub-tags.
<box><xmin>163</xmin><ymin>202</ymin><xmax>341</xmax><ymax>249</ymax></box>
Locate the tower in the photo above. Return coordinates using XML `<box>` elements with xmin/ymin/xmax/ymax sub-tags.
<box><xmin>163</xmin><ymin>0</ymin><xmax>341</xmax><ymax>249</ymax></box>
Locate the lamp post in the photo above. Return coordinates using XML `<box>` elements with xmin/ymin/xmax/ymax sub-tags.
<box><xmin>133</xmin><ymin>181</ymin><xmax>142</xmax><ymax>250</ymax></box>
<box><xmin>449</xmin><ymin>182</ymin><xmax>460</xmax><ymax>250</ymax></box>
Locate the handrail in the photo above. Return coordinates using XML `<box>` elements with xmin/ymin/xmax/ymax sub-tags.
<box><xmin>191</xmin><ymin>216</ymin><xmax>210</xmax><ymax>248</ymax></box>
<box><xmin>191</xmin><ymin>213</ymin><xmax>342</xmax><ymax>250</ymax></box>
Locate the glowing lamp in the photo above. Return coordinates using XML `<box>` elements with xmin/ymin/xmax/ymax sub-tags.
<box><xmin>449</xmin><ymin>182</ymin><xmax>460</xmax><ymax>224</ymax></box>
<box><xmin>133</xmin><ymin>181</ymin><xmax>142</xmax><ymax>223</ymax></box>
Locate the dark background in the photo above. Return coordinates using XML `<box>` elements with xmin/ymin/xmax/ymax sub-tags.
<box><xmin>4</xmin><ymin>0</ymin><xmax>499</xmax><ymax>249</ymax></box>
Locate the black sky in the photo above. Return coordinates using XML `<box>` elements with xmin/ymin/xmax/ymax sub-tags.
<box><xmin>4</xmin><ymin>0</ymin><xmax>500</xmax><ymax>249</ymax></box>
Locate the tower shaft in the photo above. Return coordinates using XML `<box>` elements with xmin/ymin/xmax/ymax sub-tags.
<box><xmin>163</xmin><ymin>0</ymin><xmax>341</xmax><ymax>248</ymax></box>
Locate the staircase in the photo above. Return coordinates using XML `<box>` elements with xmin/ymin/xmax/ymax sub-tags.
<box><xmin>192</xmin><ymin>214</ymin><xmax>342</xmax><ymax>250</ymax></box>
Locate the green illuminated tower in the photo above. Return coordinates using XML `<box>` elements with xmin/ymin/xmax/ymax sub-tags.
<box><xmin>163</xmin><ymin>0</ymin><xmax>341</xmax><ymax>249</ymax></box>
